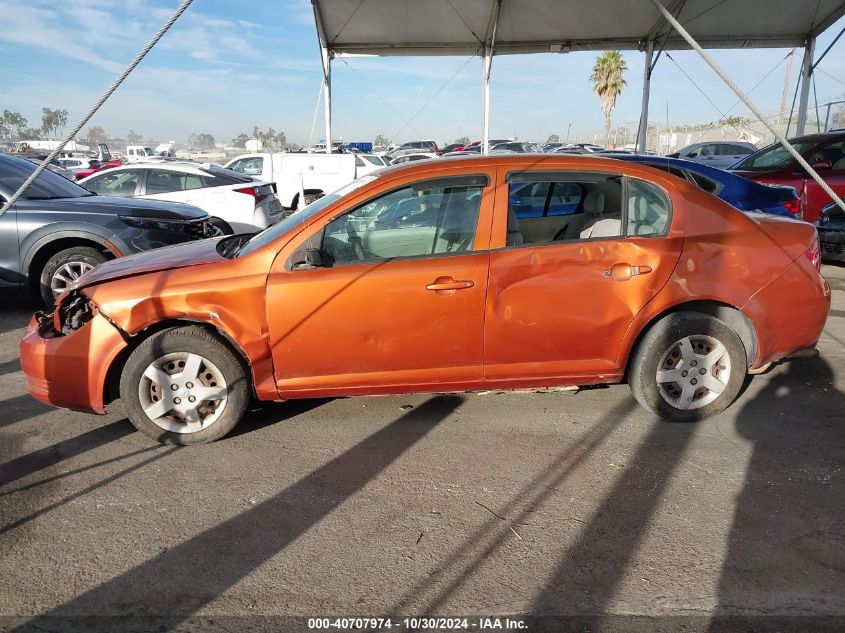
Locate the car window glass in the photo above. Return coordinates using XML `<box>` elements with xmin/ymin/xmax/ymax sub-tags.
<box><xmin>808</xmin><ymin>141</ymin><xmax>845</xmax><ymax>168</ymax></box>
<box><xmin>733</xmin><ymin>141</ymin><xmax>814</xmax><ymax>171</ymax></box>
<box><xmin>626</xmin><ymin>179</ymin><xmax>671</xmax><ymax>236</ymax></box>
<box><xmin>688</xmin><ymin>171</ymin><xmax>720</xmax><ymax>193</ymax></box>
<box><xmin>228</xmin><ymin>157</ymin><xmax>263</xmax><ymax>176</ymax></box>
<box><xmin>507</xmin><ymin>174</ymin><xmax>621</xmax><ymax>245</ymax></box>
<box><xmin>145</xmin><ymin>170</ymin><xmax>180</xmax><ymax>194</ymax></box>
<box><xmin>181</xmin><ymin>174</ymin><xmax>204</xmax><ymax>190</ymax></box>
<box><xmin>355</xmin><ymin>155</ymin><xmax>365</xmax><ymax>168</ymax></box>
<box><xmin>84</xmin><ymin>171</ymin><xmax>140</xmax><ymax>197</ymax></box>
<box><xmin>321</xmin><ymin>182</ymin><xmax>483</xmax><ymax>265</ymax></box>
<box><xmin>698</xmin><ymin>145</ymin><xmax>716</xmax><ymax>156</ymax></box>
<box><xmin>0</xmin><ymin>156</ymin><xmax>94</xmax><ymax>199</ymax></box>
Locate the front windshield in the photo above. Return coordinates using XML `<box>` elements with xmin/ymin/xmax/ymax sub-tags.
<box><xmin>732</xmin><ymin>141</ymin><xmax>814</xmax><ymax>171</ymax></box>
<box><xmin>237</xmin><ymin>175</ymin><xmax>379</xmax><ymax>257</ymax></box>
<box><xmin>143</xmin><ymin>148</ymin><xmax>155</xmax><ymax>156</ymax></box>
<box><xmin>0</xmin><ymin>156</ymin><xmax>95</xmax><ymax>200</ymax></box>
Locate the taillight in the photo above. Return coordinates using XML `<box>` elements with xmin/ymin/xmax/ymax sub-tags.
<box><xmin>805</xmin><ymin>231</ymin><xmax>821</xmax><ymax>270</ymax></box>
<box><xmin>782</xmin><ymin>197</ymin><xmax>801</xmax><ymax>216</ymax></box>
<box><xmin>235</xmin><ymin>186</ymin><xmax>269</xmax><ymax>204</ymax></box>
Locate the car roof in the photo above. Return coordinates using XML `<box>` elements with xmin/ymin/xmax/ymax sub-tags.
<box><xmin>376</xmin><ymin>154</ymin><xmax>693</xmax><ymax>187</ymax></box>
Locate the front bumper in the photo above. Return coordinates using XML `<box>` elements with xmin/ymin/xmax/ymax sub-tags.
<box><xmin>20</xmin><ymin>309</ymin><xmax>128</xmax><ymax>414</ymax></box>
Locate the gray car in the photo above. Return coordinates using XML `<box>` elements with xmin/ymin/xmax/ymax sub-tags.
<box><xmin>669</xmin><ymin>141</ymin><xmax>757</xmax><ymax>169</ymax></box>
<box><xmin>0</xmin><ymin>154</ymin><xmax>212</xmax><ymax>306</ymax></box>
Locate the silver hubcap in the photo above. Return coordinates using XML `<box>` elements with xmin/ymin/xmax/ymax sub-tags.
<box><xmin>138</xmin><ymin>352</ymin><xmax>228</xmax><ymax>433</ymax></box>
<box><xmin>656</xmin><ymin>335</ymin><xmax>731</xmax><ymax>410</ymax></box>
<box><xmin>51</xmin><ymin>261</ymin><xmax>93</xmax><ymax>296</ymax></box>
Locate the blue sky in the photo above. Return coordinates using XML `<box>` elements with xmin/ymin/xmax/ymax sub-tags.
<box><xmin>2</xmin><ymin>0</ymin><xmax>844</xmax><ymax>146</ymax></box>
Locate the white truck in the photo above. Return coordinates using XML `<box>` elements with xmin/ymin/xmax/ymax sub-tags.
<box><xmin>224</xmin><ymin>152</ymin><xmax>360</xmax><ymax>210</ymax></box>
<box><xmin>126</xmin><ymin>145</ymin><xmax>157</xmax><ymax>163</ymax></box>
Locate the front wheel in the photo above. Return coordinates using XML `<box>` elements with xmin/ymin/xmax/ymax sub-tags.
<box><xmin>629</xmin><ymin>312</ymin><xmax>747</xmax><ymax>421</ymax></box>
<box><xmin>119</xmin><ymin>327</ymin><xmax>250</xmax><ymax>444</ymax></box>
<box><xmin>39</xmin><ymin>246</ymin><xmax>107</xmax><ymax>307</ymax></box>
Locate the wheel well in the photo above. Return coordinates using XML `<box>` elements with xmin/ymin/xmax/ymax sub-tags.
<box><xmin>27</xmin><ymin>238</ymin><xmax>115</xmax><ymax>295</ymax></box>
<box><xmin>625</xmin><ymin>301</ymin><xmax>758</xmax><ymax>376</ymax></box>
<box><xmin>103</xmin><ymin>319</ymin><xmax>255</xmax><ymax>406</ymax></box>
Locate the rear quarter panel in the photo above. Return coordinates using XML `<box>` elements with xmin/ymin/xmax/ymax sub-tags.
<box><xmin>616</xmin><ymin>186</ymin><xmax>814</xmax><ymax>368</ymax></box>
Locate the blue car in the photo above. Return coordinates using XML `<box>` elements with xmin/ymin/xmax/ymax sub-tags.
<box><xmin>608</xmin><ymin>154</ymin><xmax>799</xmax><ymax>218</ymax></box>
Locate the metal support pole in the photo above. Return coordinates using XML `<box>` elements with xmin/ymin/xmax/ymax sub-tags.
<box><xmin>647</xmin><ymin>0</ymin><xmax>845</xmax><ymax>214</ymax></box>
<box><xmin>482</xmin><ymin>47</ymin><xmax>492</xmax><ymax>154</ymax></box>
<box><xmin>321</xmin><ymin>47</ymin><xmax>332</xmax><ymax>153</ymax></box>
<box><xmin>637</xmin><ymin>40</ymin><xmax>654</xmax><ymax>154</ymax></box>
<box><xmin>796</xmin><ymin>38</ymin><xmax>815</xmax><ymax>136</ymax></box>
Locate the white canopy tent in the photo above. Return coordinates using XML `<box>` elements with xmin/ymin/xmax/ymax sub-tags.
<box><xmin>311</xmin><ymin>0</ymin><xmax>845</xmax><ymax>153</ymax></box>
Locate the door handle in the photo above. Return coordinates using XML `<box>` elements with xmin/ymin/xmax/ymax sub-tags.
<box><xmin>426</xmin><ymin>276</ymin><xmax>474</xmax><ymax>294</ymax></box>
<box><xmin>603</xmin><ymin>263</ymin><xmax>653</xmax><ymax>282</ymax></box>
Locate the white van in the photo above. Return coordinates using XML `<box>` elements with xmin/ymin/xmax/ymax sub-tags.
<box><xmin>126</xmin><ymin>145</ymin><xmax>156</xmax><ymax>163</ymax></box>
<box><xmin>224</xmin><ymin>152</ymin><xmax>359</xmax><ymax>210</ymax></box>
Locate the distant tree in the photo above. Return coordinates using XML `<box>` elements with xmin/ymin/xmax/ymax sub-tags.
<box><xmin>41</xmin><ymin>108</ymin><xmax>56</xmax><ymax>137</ymax></box>
<box><xmin>20</xmin><ymin>127</ymin><xmax>41</xmax><ymax>140</ymax></box>
<box><xmin>373</xmin><ymin>133</ymin><xmax>388</xmax><ymax>147</ymax></box>
<box><xmin>274</xmin><ymin>130</ymin><xmax>287</xmax><ymax>149</ymax></box>
<box><xmin>188</xmin><ymin>132</ymin><xmax>216</xmax><ymax>150</ymax></box>
<box><xmin>590</xmin><ymin>50</ymin><xmax>627</xmax><ymax>146</ymax></box>
<box><xmin>454</xmin><ymin>135</ymin><xmax>470</xmax><ymax>145</ymax></box>
<box><xmin>127</xmin><ymin>129</ymin><xmax>143</xmax><ymax>144</ymax></box>
<box><xmin>231</xmin><ymin>133</ymin><xmax>249</xmax><ymax>148</ymax></box>
<box><xmin>56</xmin><ymin>109</ymin><xmax>68</xmax><ymax>137</ymax></box>
<box><xmin>86</xmin><ymin>126</ymin><xmax>107</xmax><ymax>145</ymax></box>
<box><xmin>252</xmin><ymin>125</ymin><xmax>260</xmax><ymax>139</ymax></box>
<box><xmin>1</xmin><ymin>110</ymin><xmax>28</xmax><ymax>138</ymax></box>
<box><xmin>546</xmin><ymin>133</ymin><xmax>560</xmax><ymax>143</ymax></box>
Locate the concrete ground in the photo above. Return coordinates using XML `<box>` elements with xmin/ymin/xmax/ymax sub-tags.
<box><xmin>0</xmin><ymin>265</ymin><xmax>843</xmax><ymax>632</ymax></box>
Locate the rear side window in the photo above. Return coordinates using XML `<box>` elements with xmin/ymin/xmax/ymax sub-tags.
<box><xmin>507</xmin><ymin>173</ymin><xmax>623</xmax><ymax>244</ymax></box>
<box><xmin>626</xmin><ymin>179</ymin><xmax>671</xmax><ymax>236</ymax></box>
<box><xmin>145</xmin><ymin>170</ymin><xmax>181</xmax><ymax>194</ymax></box>
<box><xmin>688</xmin><ymin>171</ymin><xmax>720</xmax><ymax>194</ymax></box>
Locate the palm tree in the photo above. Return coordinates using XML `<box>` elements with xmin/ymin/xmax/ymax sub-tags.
<box><xmin>590</xmin><ymin>51</ymin><xmax>627</xmax><ymax>147</ymax></box>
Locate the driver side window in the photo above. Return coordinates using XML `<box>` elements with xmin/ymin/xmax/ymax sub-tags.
<box><xmin>321</xmin><ymin>179</ymin><xmax>484</xmax><ymax>265</ymax></box>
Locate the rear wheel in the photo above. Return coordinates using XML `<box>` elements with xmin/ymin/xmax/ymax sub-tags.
<box><xmin>629</xmin><ymin>312</ymin><xmax>747</xmax><ymax>421</ymax></box>
<box><xmin>119</xmin><ymin>327</ymin><xmax>250</xmax><ymax>445</ymax></box>
<box><xmin>39</xmin><ymin>246</ymin><xmax>106</xmax><ymax>307</ymax></box>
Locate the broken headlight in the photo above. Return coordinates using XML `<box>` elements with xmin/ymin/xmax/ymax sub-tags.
<box><xmin>58</xmin><ymin>292</ymin><xmax>95</xmax><ymax>334</ymax></box>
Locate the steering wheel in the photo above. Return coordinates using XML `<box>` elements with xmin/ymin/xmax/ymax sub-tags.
<box><xmin>345</xmin><ymin>222</ymin><xmax>366</xmax><ymax>260</ymax></box>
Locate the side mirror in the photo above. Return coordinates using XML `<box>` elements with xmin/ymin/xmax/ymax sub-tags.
<box><xmin>811</xmin><ymin>159</ymin><xmax>833</xmax><ymax>171</ymax></box>
<box><xmin>686</xmin><ymin>152</ymin><xmax>698</xmax><ymax>158</ymax></box>
<box><xmin>291</xmin><ymin>247</ymin><xmax>324</xmax><ymax>270</ymax></box>
<box><xmin>304</xmin><ymin>248</ymin><xmax>323</xmax><ymax>268</ymax></box>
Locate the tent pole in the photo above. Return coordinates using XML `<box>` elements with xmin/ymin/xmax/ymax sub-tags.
<box><xmin>321</xmin><ymin>47</ymin><xmax>332</xmax><ymax>153</ymax></box>
<box><xmin>647</xmin><ymin>0</ymin><xmax>845</xmax><ymax>214</ymax></box>
<box><xmin>796</xmin><ymin>38</ymin><xmax>815</xmax><ymax>135</ymax></box>
<box><xmin>482</xmin><ymin>47</ymin><xmax>491</xmax><ymax>154</ymax></box>
<box><xmin>637</xmin><ymin>40</ymin><xmax>654</xmax><ymax>154</ymax></box>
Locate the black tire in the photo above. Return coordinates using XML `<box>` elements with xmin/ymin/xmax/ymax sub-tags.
<box><xmin>39</xmin><ymin>246</ymin><xmax>106</xmax><ymax>307</ymax></box>
<box><xmin>629</xmin><ymin>312</ymin><xmax>747</xmax><ymax>422</ymax></box>
<box><xmin>209</xmin><ymin>217</ymin><xmax>233</xmax><ymax>235</ymax></box>
<box><xmin>119</xmin><ymin>326</ymin><xmax>250</xmax><ymax>445</ymax></box>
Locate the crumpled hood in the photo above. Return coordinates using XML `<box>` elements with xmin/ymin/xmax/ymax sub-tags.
<box><xmin>71</xmin><ymin>238</ymin><xmax>226</xmax><ymax>291</ymax></box>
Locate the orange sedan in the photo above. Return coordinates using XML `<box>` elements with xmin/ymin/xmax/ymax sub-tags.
<box><xmin>20</xmin><ymin>156</ymin><xmax>831</xmax><ymax>444</ymax></box>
